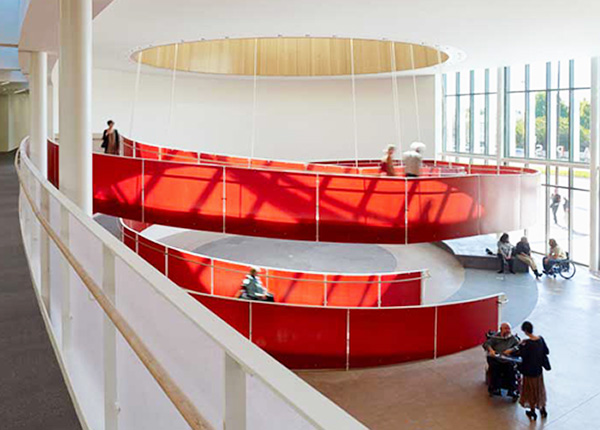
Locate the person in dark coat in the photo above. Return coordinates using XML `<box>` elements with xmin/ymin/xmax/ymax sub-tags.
<box><xmin>507</xmin><ymin>321</ymin><xmax>550</xmax><ymax>421</ymax></box>
<box><xmin>101</xmin><ymin>120</ymin><xmax>120</xmax><ymax>155</ymax></box>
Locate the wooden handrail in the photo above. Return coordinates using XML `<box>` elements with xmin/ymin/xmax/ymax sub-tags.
<box><xmin>15</xmin><ymin>151</ymin><xmax>214</xmax><ymax>430</ymax></box>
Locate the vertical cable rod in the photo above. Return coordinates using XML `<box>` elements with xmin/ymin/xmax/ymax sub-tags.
<box><xmin>129</xmin><ymin>51</ymin><xmax>143</xmax><ymax>140</ymax></box>
<box><xmin>410</xmin><ymin>45</ymin><xmax>422</xmax><ymax>142</ymax></box>
<box><xmin>166</xmin><ymin>43</ymin><xmax>179</xmax><ymax>146</ymax></box>
<box><xmin>350</xmin><ymin>38</ymin><xmax>359</xmax><ymax>168</ymax></box>
<box><xmin>249</xmin><ymin>38</ymin><xmax>259</xmax><ymax>167</ymax></box>
<box><xmin>390</xmin><ymin>42</ymin><xmax>402</xmax><ymax>150</ymax></box>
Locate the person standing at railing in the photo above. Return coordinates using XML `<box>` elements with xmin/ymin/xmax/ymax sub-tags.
<box><xmin>403</xmin><ymin>141</ymin><xmax>425</xmax><ymax>177</ymax></box>
<box><xmin>240</xmin><ymin>267</ymin><xmax>274</xmax><ymax>302</ymax></box>
<box><xmin>380</xmin><ymin>144</ymin><xmax>396</xmax><ymax>176</ymax></box>
<box><xmin>101</xmin><ymin>120</ymin><xmax>121</xmax><ymax>155</ymax></box>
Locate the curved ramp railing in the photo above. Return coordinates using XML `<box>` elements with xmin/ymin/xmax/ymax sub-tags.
<box><xmin>121</xmin><ymin>219</ymin><xmax>427</xmax><ymax>307</ymax></box>
<box><xmin>48</xmin><ymin>139</ymin><xmax>541</xmax><ymax>244</ymax></box>
<box><xmin>17</xmin><ymin>140</ymin><xmax>367</xmax><ymax>429</ymax></box>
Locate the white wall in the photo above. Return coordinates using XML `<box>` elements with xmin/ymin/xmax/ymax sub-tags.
<box><xmin>92</xmin><ymin>68</ymin><xmax>437</xmax><ymax>161</ymax></box>
<box><xmin>0</xmin><ymin>93</ymin><xmax>30</xmax><ymax>152</ymax></box>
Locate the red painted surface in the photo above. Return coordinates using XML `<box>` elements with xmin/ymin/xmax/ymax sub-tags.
<box><xmin>167</xmin><ymin>249</ymin><xmax>212</xmax><ymax>294</ymax></box>
<box><xmin>137</xmin><ymin>235</ymin><xmax>166</xmax><ymax>274</ymax></box>
<box><xmin>191</xmin><ymin>295</ymin><xmax>251</xmax><ymax>338</ymax></box>
<box><xmin>92</xmin><ymin>155</ymin><xmax>143</xmax><ymax>221</ymax></box>
<box><xmin>435</xmin><ymin>297</ymin><xmax>499</xmax><ymax>357</ymax></box>
<box><xmin>143</xmin><ymin>161</ymin><xmax>224</xmax><ymax>232</ymax></box>
<box><xmin>265</xmin><ymin>269</ymin><xmax>326</xmax><ymax>306</ymax></box>
<box><xmin>49</xmin><ymin>140</ymin><xmax>539</xmax><ymax>244</ymax></box>
<box><xmin>380</xmin><ymin>273</ymin><xmax>422</xmax><ymax>307</ymax></box>
<box><xmin>349</xmin><ymin>307</ymin><xmax>436</xmax><ymax>367</ymax></box>
<box><xmin>251</xmin><ymin>303</ymin><xmax>348</xmax><ymax>369</ymax></box>
<box><xmin>325</xmin><ymin>274</ymin><xmax>379</xmax><ymax>307</ymax></box>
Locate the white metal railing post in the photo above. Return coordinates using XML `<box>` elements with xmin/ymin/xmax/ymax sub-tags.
<box><xmin>377</xmin><ymin>275</ymin><xmax>382</xmax><ymax>307</ymax></box>
<box><xmin>224</xmin><ymin>354</ymin><xmax>246</xmax><ymax>430</ymax></box>
<box><xmin>60</xmin><ymin>205</ymin><xmax>72</xmax><ymax>355</ymax></box>
<box><xmin>40</xmin><ymin>187</ymin><xmax>51</xmax><ymax>311</ymax></box>
<box><xmin>103</xmin><ymin>244</ymin><xmax>118</xmax><ymax>430</ymax></box>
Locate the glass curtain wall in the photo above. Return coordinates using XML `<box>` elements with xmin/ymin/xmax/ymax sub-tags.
<box><xmin>442</xmin><ymin>59</ymin><xmax>591</xmax><ymax>265</ymax></box>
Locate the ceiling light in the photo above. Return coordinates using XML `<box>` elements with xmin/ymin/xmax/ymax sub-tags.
<box><xmin>0</xmin><ymin>81</ymin><xmax>10</xmax><ymax>86</ymax></box>
<box><xmin>14</xmin><ymin>88</ymin><xmax>28</xmax><ymax>94</ymax></box>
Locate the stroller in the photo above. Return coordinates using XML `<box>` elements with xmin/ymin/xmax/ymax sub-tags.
<box><xmin>483</xmin><ymin>331</ymin><xmax>522</xmax><ymax>401</ymax></box>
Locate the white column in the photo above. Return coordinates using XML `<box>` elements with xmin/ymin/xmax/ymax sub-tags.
<box><xmin>30</xmin><ymin>51</ymin><xmax>48</xmax><ymax>177</ymax></box>
<box><xmin>496</xmin><ymin>67</ymin><xmax>505</xmax><ymax>169</ymax></box>
<box><xmin>590</xmin><ymin>57</ymin><xmax>600</xmax><ymax>272</ymax></box>
<box><xmin>59</xmin><ymin>0</ymin><xmax>93</xmax><ymax>215</ymax></box>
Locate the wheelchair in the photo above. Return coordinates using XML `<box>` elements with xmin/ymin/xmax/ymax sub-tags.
<box><xmin>545</xmin><ymin>252</ymin><xmax>576</xmax><ymax>280</ymax></box>
<box><xmin>483</xmin><ymin>332</ymin><xmax>522</xmax><ymax>402</ymax></box>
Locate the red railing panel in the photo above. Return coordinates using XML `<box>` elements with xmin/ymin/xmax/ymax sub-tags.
<box><xmin>251</xmin><ymin>303</ymin><xmax>347</xmax><ymax>369</ymax></box>
<box><xmin>225</xmin><ymin>168</ymin><xmax>317</xmax><ymax>240</ymax></box>
<box><xmin>479</xmin><ymin>175</ymin><xmax>521</xmax><ymax>234</ymax></box>
<box><xmin>191</xmin><ymin>295</ymin><xmax>250</xmax><ymax>338</ymax></box>
<box><xmin>325</xmin><ymin>274</ymin><xmax>379</xmax><ymax>307</ymax></box>
<box><xmin>348</xmin><ymin>307</ymin><xmax>435</xmax><ymax>367</ymax></box>
<box><xmin>92</xmin><ymin>155</ymin><xmax>143</xmax><ymax>221</ymax></box>
<box><xmin>137</xmin><ymin>235</ymin><xmax>166</xmax><ymax>274</ymax></box>
<box><xmin>143</xmin><ymin>162</ymin><xmax>224</xmax><ymax>232</ymax></box>
<box><xmin>167</xmin><ymin>249</ymin><xmax>212</xmax><ymax>294</ymax></box>
<box><xmin>318</xmin><ymin>175</ymin><xmax>406</xmax><ymax>243</ymax></box>
<box><xmin>380</xmin><ymin>273</ymin><xmax>422</xmax><ymax>306</ymax></box>
<box><xmin>212</xmin><ymin>259</ymin><xmax>249</xmax><ymax>297</ymax></box>
<box><xmin>435</xmin><ymin>297</ymin><xmax>499</xmax><ymax>357</ymax></box>
<box><xmin>406</xmin><ymin>176</ymin><xmax>480</xmax><ymax>242</ymax></box>
<box><xmin>265</xmin><ymin>269</ymin><xmax>325</xmax><ymax>306</ymax></box>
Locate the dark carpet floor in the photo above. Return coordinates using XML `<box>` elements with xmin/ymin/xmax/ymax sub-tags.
<box><xmin>0</xmin><ymin>151</ymin><xmax>81</xmax><ymax>429</ymax></box>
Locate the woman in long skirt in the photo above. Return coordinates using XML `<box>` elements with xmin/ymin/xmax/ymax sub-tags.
<box><xmin>508</xmin><ymin>321</ymin><xmax>550</xmax><ymax>420</ymax></box>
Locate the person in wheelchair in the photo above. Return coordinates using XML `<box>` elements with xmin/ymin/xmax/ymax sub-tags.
<box><xmin>239</xmin><ymin>267</ymin><xmax>274</xmax><ymax>302</ymax></box>
<box><xmin>542</xmin><ymin>239</ymin><xmax>566</xmax><ymax>275</ymax></box>
<box><xmin>483</xmin><ymin>322</ymin><xmax>520</xmax><ymax>397</ymax></box>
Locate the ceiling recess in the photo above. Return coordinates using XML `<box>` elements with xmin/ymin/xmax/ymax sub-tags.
<box><xmin>134</xmin><ymin>37</ymin><xmax>449</xmax><ymax>77</ymax></box>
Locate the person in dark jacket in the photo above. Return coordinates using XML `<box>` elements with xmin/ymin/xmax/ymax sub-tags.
<box><xmin>515</xmin><ymin>237</ymin><xmax>542</xmax><ymax>278</ymax></box>
<box><xmin>101</xmin><ymin>120</ymin><xmax>120</xmax><ymax>155</ymax></box>
<box><xmin>507</xmin><ymin>321</ymin><xmax>550</xmax><ymax>421</ymax></box>
<box><xmin>483</xmin><ymin>322</ymin><xmax>520</xmax><ymax>396</ymax></box>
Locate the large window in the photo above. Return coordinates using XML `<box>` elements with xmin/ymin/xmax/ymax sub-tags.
<box><xmin>442</xmin><ymin>59</ymin><xmax>592</xmax><ymax>265</ymax></box>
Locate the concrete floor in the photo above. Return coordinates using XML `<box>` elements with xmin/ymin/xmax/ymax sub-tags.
<box><xmin>300</xmin><ymin>269</ymin><xmax>600</xmax><ymax>430</ymax></box>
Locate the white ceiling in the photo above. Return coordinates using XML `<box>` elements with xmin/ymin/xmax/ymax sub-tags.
<box><xmin>89</xmin><ymin>0</ymin><xmax>600</xmax><ymax>78</ymax></box>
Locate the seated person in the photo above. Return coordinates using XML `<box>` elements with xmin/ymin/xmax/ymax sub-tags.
<box><xmin>483</xmin><ymin>322</ymin><xmax>520</xmax><ymax>396</ymax></box>
<box><xmin>240</xmin><ymin>267</ymin><xmax>274</xmax><ymax>302</ymax></box>
<box><xmin>497</xmin><ymin>233</ymin><xmax>515</xmax><ymax>274</ymax></box>
<box><xmin>402</xmin><ymin>141</ymin><xmax>426</xmax><ymax>178</ymax></box>
<box><xmin>515</xmin><ymin>236</ymin><xmax>541</xmax><ymax>279</ymax></box>
<box><xmin>543</xmin><ymin>238</ymin><xmax>566</xmax><ymax>274</ymax></box>
<box><xmin>380</xmin><ymin>144</ymin><xmax>396</xmax><ymax>176</ymax></box>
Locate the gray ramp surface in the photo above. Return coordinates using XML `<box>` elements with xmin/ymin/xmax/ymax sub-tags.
<box><xmin>0</xmin><ymin>151</ymin><xmax>81</xmax><ymax>430</ymax></box>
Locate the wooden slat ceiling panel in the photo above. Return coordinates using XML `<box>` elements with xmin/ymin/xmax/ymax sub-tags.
<box><xmin>137</xmin><ymin>38</ymin><xmax>449</xmax><ymax>77</ymax></box>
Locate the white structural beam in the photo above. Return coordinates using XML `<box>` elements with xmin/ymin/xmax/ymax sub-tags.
<box><xmin>496</xmin><ymin>67</ymin><xmax>505</xmax><ymax>170</ymax></box>
<box><xmin>59</xmin><ymin>0</ymin><xmax>93</xmax><ymax>215</ymax></box>
<box><xmin>29</xmin><ymin>51</ymin><xmax>48</xmax><ymax>177</ymax></box>
<box><xmin>590</xmin><ymin>57</ymin><xmax>600</xmax><ymax>272</ymax></box>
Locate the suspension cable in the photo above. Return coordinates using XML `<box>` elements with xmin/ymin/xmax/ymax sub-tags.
<box><xmin>129</xmin><ymin>51</ymin><xmax>143</xmax><ymax>140</ymax></box>
<box><xmin>166</xmin><ymin>43</ymin><xmax>179</xmax><ymax>146</ymax></box>
<box><xmin>390</xmin><ymin>41</ymin><xmax>402</xmax><ymax>151</ymax></box>
<box><xmin>410</xmin><ymin>45</ymin><xmax>422</xmax><ymax>143</ymax></box>
<box><xmin>350</xmin><ymin>38</ymin><xmax>359</xmax><ymax>168</ymax></box>
<box><xmin>249</xmin><ymin>38</ymin><xmax>259</xmax><ymax>167</ymax></box>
